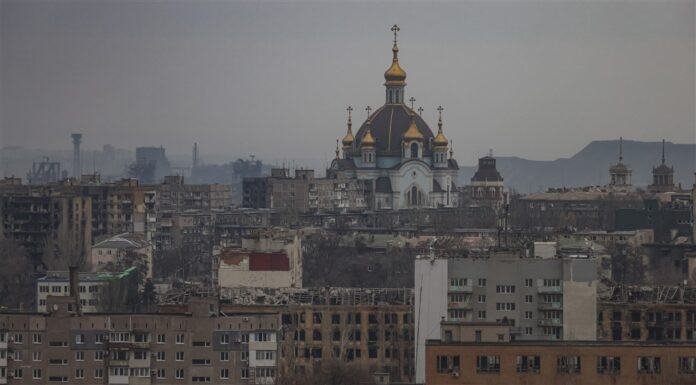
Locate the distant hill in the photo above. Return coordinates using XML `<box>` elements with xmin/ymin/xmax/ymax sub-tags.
<box><xmin>460</xmin><ymin>140</ymin><xmax>696</xmax><ymax>193</ymax></box>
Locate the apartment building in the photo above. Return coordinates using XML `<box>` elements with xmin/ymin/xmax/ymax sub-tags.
<box><xmin>219</xmin><ymin>287</ymin><xmax>415</xmax><ymax>383</ymax></box>
<box><xmin>425</xmin><ymin>338</ymin><xmax>696</xmax><ymax>385</ymax></box>
<box><xmin>414</xmin><ymin>251</ymin><xmax>598</xmax><ymax>383</ymax></box>
<box><xmin>598</xmin><ymin>285</ymin><xmax>696</xmax><ymax>342</ymax></box>
<box><xmin>0</xmin><ymin>297</ymin><xmax>279</xmax><ymax>385</ymax></box>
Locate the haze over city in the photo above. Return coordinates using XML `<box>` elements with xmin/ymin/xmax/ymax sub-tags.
<box><xmin>1</xmin><ymin>0</ymin><xmax>694</xmax><ymax>166</ymax></box>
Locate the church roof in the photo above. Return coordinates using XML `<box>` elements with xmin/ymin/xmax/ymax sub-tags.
<box><xmin>653</xmin><ymin>164</ymin><xmax>673</xmax><ymax>174</ymax></box>
<box><xmin>354</xmin><ymin>104</ymin><xmax>435</xmax><ymax>156</ymax></box>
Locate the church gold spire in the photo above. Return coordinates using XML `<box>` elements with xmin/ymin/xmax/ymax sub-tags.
<box><xmin>433</xmin><ymin>105</ymin><xmax>448</xmax><ymax>147</ymax></box>
<box><xmin>384</xmin><ymin>24</ymin><xmax>406</xmax><ymax>104</ymax></box>
<box><xmin>341</xmin><ymin>106</ymin><xmax>355</xmax><ymax>146</ymax></box>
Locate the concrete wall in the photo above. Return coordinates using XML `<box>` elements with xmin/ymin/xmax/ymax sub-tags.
<box><xmin>562</xmin><ymin>259</ymin><xmax>597</xmax><ymax>340</ymax></box>
<box><xmin>414</xmin><ymin>257</ymin><xmax>448</xmax><ymax>384</ymax></box>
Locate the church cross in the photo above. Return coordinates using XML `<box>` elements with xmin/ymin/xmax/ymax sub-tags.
<box><xmin>365</xmin><ymin>105</ymin><xmax>372</xmax><ymax>119</ymax></box>
<box><xmin>417</xmin><ymin>106</ymin><xmax>423</xmax><ymax>116</ymax></box>
<box><xmin>409</xmin><ymin>97</ymin><xmax>416</xmax><ymax>109</ymax></box>
<box><xmin>391</xmin><ymin>24</ymin><xmax>400</xmax><ymax>45</ymax></box>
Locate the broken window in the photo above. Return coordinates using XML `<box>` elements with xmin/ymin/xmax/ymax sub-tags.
<box><xmin>516</xmin><ymin>355</ymin><xmax>541</xmax><ymax>373</ymax></box>
<box><xmin>437</xmin><ymin>355</ymin><xmax>460</xmax><ymax>374</ymax></box>
<box><xmin>557</xmin><ymin>356</ymin><xmax>581</xmax><ymax>374</ymax></box>
<box><xmin>597</xmin><ymin>356</ymin><xmax>621</xmax><ymax>374</ymax></box>
<box><xmin>637</xmin><ymin>357</ymin><xmax>661</xmax><ymax>374</ymax></box>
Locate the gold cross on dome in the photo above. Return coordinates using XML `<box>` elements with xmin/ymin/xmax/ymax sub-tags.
<box><xmin>409</xmin><ymin>97</ymin><xmax>416</xmax><ymax>109</ymax></box>
<box><xmin>437</xmin><ymin>105</ymin><xmax>443</xmax><ymax>121</ymax></box>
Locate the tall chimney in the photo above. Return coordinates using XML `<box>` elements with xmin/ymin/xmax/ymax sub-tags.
<box><xmin>71</xmin><ymin>133</ymin><xmax>82</xmax><ymax>178</ymax></box>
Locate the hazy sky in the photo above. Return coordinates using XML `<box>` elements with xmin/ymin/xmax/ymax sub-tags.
<box><xmin>1</xmin><ymin>0</ymin><xmax>694</xmax><ymax>166</ymax></box>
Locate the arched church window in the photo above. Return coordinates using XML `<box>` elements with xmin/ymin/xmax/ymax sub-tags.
<box><xmin>410</xmin><ymin>143</ymin><xmax>418</xmax><ymax>158</ymax></box>
<box><xmin>395</xmin><ymin>90</ymin><xmax>400</xmax><ymax>103</ymax></box>
<box><xmin>411</xmin><ymin>186</ymin><xmax>418</xmax><ymax>206</ymax></box>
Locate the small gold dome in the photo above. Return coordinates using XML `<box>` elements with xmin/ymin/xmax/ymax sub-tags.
<box><xmin>433</xmin><ymin>129</ymin><xmax>448</xmax><ymax>147</ymax></box>
<box><xmin>403</xmin><ymin>115</ymin><xmax>423</xmax><ymax>141</ymax></box>
<box><xmin>384</xmin><ymin>45</ymin><xmax>407</xmax><ymax>85</ymax></box>
<box><xmin>342</xmin><ymin>130</ymin><xmax>354</xmax><ymax>146</ymax></box>
<box><xmin>361</xmin><ymin>129</ymin><xmax>376</xmax><ymax>148</ymax></box>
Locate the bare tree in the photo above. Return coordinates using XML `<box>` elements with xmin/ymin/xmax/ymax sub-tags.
<box><xmin>276</xmin><ymin>359</ymin><xmax>376</xmax><ymax>385</ymax></box>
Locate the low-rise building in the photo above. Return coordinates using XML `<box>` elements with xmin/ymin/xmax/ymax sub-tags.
<box><xmin>35</xmin><ymin>268</ymin><xmax>139</xmax><ymax>313</ymax></box>
<box><xmin>90</xmin><ymin>233</ymin><xmax>153</xmax><ymax>279</ymax></box>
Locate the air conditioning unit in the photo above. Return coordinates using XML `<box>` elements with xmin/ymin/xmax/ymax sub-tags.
<box><xmin>150</xmin><ymin>370</ymin><xmax>157</xmax><ymax>376</ymax></box>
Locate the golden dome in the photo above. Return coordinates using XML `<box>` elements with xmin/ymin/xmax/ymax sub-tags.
<box><xmin>342</xmin><ymin>130</ymin><xmax>354</xmax><ymax>146</ymax></box>
<box><xmin>384</xmin><ymin>44</ymin><xmax>407</xmax><ymax>85</ymax></box>
<box><xmin>403</xmin><ymin>114</ymin><xmax>423</xmax><ymax>141</ymax></box>
<box><xmin>361</xmin><ymin>128</ymin><xmax>376</xmax><ymax>148</ymax></box>
<box><xmin>433</xmin><ymin>129</ymin><xmax>448</xmax><ymax>147</ymax></box>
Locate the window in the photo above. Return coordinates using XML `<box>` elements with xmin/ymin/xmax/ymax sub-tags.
<box><xmin>496</xmin><ymin>285</ymin><xmax>516</xmax><ymax>294</ymax></box>
<box><xmin>94</xmin><ymin>368</ymin><xmax>103</xmax><ymax>379</ymax></box>
<box><xmin>220</xmin><ymin>369</ymin><xmax>229</xmax><ymax>379</ymax></box>
<box><xmin>32</xmin><ymin>351</ymin><xmax>41</xmax><ymax>361</ymax></box>
<box><xmin>95</xmin><ymin>351</ymin><xmax>105</xmax><ymax>361</ymax></box>
<box><xmin>450</xmin><ymin>278</ymin><xmax>467</xmax><ymax>287</ymax></box>
<box><xmin>476</xmin><ymin>355</ymin><xmax>501</xmax><ymax>373</ymax></box>
<box><xmin>255</xmin><ymin>367</ymin><xmax>276</xmax><ymax>379</ymax></box>
<box><xmin>75</xmin><ymin>368</ymin><xmax>84</xmax><ymax>379</ymax></box>
<box><xmin>524</xmin><ymin>279</ymin><xmax>534</xmax><ymax>287</ymax></box>
<box><xmin>156</xmin><ymin>369</ymin><xmax>166</xmax><ymax>379</ymax></box>
<box><xmin>256</xmin><ymin>351</ymin><xmax>275</xmax><ymax>360</ymax></box>
<box><xmin>75</xmin><ymin>351</ymin><xmax>84</xmax><ymax>361</ymax></box>
<box><xmin>32</xmin><ymin>333</ymin><xmax>42</xmax><ymax>344</ymax></box>
<box><xmin>75</xmin><ymin>334</ymin><xmax>85</xmax><ymax>344</ymax></box>
<box><xmin>255</xmin><ymin>332</ymin><xmax>270</xmax><ymax>342</ymax></box>
<box><xmin>241</xmin><ymin>333</ymin><xmax>249</xmax><ymax>343</ymax></box>
<box><xmin>638</xmin><ymin>357</ymin><xmax>661</xmax><ymax>374</ymax></box>
<box><xmin>557</xmin><ymin>356</ymin><xmax>581</xmax><ymax>374</ymax></box>
<box><xmin>679</xmin><ymin>357</ymin><xmax>696</xmax><ymax>374</ymax></box>
<box><xmin>477</xmin><ymin>278</ymin><xmax>486</xmax><ymax>287</ymax></box>
<box><xmin>449</xmin><ymin>309</ymin><xmax>466</xmax><ymax>319</ymax></box>
<box><xmin>525</xmin><ymin>311</ymin><xmax>534</xmax><ymax>320</ymax></box>
<box><xmin>33</xmin><ymin>369</ymin><xmax>42</xmax><ymax>379</ymax></box>
<box><xmin>175</xmin><ymin>334</ymin><xmax>185</xmax><ymax>344</ymax></box>
<box><xmin>436</xmin><ymin>355</ymin><xmax>460</xmax><ymax>374</ymax></box>
<box><xmin>95</xmin><ymin>333</ymin><xmax>106</xmax><ymax>344</ymax></box>
<box><xmin>157</xmin><ymin>334</ymin><xmax>166</xmax><ymax>344</ymax></box>
<box><xmin>133</xmin><ymin>333</ymin><xmax>149</xmax><ymax>343</ymax></box>
<box><xmin>331</xmin><ymin>314</ymin><xmax>341</xmax><ymax>324</ymax></box>
<box><xmin>176</xmin><ymin>352</ymin><xmax>184</xmax><ymax>361</ymax></box>
<box><xmin>241</xmin><ymin>368</ymin><xmax>249</xmax><ymax>379</ymax></box>
<box><xmin>478</xmin><ymin>295</ymin><xmax>486</xmax><ymax>303</ymax></box>
<box><xmin>597</xmin><ymin>356</ymin><xmax>621</xmax><ymax>374</ymax></box>
<box><xmin>13</xmin><ymin>368</ymin><xmax>22</xmax><ymax>379</ymax></box>
<box><xmin>13</xmin><ymin>333</ymin><xmax>23</xmax><ymax>344</ymax></box>
<box><xmin>156</xmin><ymin>351</ymin><xmax>165</xmax><ymax>361</ymax></box>
<box><xmin>133</xmin><ymin>350</ymin><xmax>147</xmax><ymax>360</ymax></box>
<box><xmin>525</xmin><ymin>327</ymin><xmax>533</xmax><ymax>335</ymax></box>
<box><xmin>410</xmin><ymin>143</ymin><xmax>418</xmax><ymax>158</ymax></box>
<box><xmin>478</xmin><ymin>311</ymin><xmax>486</xmax><ymax>319</ymax></box>
<box><xmin>496</xmin><ymin>303</ymin><xmax>516</xmax><ymax>311</ymax></box>
<box><xmin>175</xmin><ymin>369</ymin><xmax>184</xmax><ymax>380</ymax></box>
<box><xmin>241</xmin><ymin>351</ymin><xmax>249</xmax><ymax>361</ymax></box>
<box><xmin>543</xmin><ymin>279</ymin><xmax>561</xmax><ymax>287</ymax></box>
<box><xmin>525</xmin><ymin>295</ymin><xmax>533</xmax><ymax>303</ymax></box>
<box><xmin>220</xmin><ymin>334</ymin><xmax>229</xmax><ymax>344</ymax></box>
<box><xmin>517</xmin><ymin>355</ymin><xmax>541</xmax><ymax>373</ymax></box>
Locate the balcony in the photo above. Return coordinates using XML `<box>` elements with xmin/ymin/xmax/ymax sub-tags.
<box><xmin>538</xmin><ymin>302</ymin><xmax>563</xmax><ymax>310</ymax></box>
<box><xmin>448</xmin><ymin>301</ymin><xmax>473</xmax><ymax>310</ymax></box>
<box><xmin>538</xmin><ymin>286</ymin><xmax>562</xmax><ymax>294</ymax></box>
<box><xmin>538</xmin><ymin>318</ymin><xmax>562</xmax><ymax>326</ymax></box>
<box><xmin>108</xmin><ymin>375</ymin><xmax>129</xmax><ymax>384</ymax></box>
<box><xmin>448</xmin><ymin>285</ymin><xmax>473</xmax><ymax>293</ymax></box>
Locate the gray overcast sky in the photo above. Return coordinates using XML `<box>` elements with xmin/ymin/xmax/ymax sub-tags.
<box><xmin>1</xmin><ymin>0</ymin><xmax>694</xmax><ymax>166</ymax></box>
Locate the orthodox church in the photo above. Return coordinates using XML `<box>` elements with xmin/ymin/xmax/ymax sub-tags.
<box><xmin>328</xmin><ymin>25</ymin><xmax>459</xmax><ymax>210</ymax></box>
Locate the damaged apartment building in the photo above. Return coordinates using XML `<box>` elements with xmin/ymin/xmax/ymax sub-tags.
<box><xmin>213</xmin><ymin>229</ymin><xmax>303</xmax><ymax>289</ymax></box>
<box><xmin>218</xmin><ymin>286</ymin><xmax>415</xmax><ymax>383</ymax></box>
